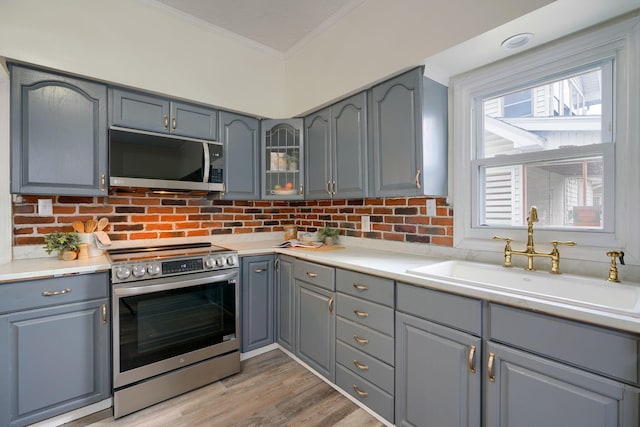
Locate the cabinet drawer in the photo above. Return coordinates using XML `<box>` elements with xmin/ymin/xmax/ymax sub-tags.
<box><xmin>337</xmin><ymin>293</ymin><xmax>394</xmax><ymax>336</ymax></box>
<box><xmin>489</xmin><ymin>303</ymin><xmax>640</xmax><ymax>385</ymax></box>
<box><xmin>336</xmin><ymin>269</ymin><xmax>394</xmax><ymax>307</ymax></box>
<box><xmin>294</xmin><ymin>260</ymin><xmax>335</xmax><ymax>291</ymax></box>
<box><xmin>337</xmin><ymin>317</ymin><xmax>394</xmax><ymax>365</ymax></box>
<box><xmin>336</xmin><ymin>340</ymin><xmax>394</xmax><ymax>394</ymax></box>
<box><xmin>336</xmin><ymin>364</ymin><xmax>394</xmax><ymax>423</ymax></box>
<box><xmin>397</xmin><ymin>282</ymin><xmax>482</xmax><ymax>336</ymax></box>
<box><xmin>0</xmin><ymin>273</ymin><xmax>109</xmax><ymax>314</ymax></box>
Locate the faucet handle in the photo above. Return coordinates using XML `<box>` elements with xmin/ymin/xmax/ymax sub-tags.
<box><xmin>493</xmin><ymin>236</ymin><xmax>512</xmax><ymax>244</ymax></box>
<box><xmin>606</xmin><ymin>251</ymin><xmax>625</xmax><ymax>282</ymax></box>
<box><xmin>550</xmin><ymin>240</ymin><xmax>577</xmax><ymax>248</ymax></box>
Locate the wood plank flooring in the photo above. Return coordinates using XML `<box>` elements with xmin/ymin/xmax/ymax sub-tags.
<box><xmin>70</xmin><ymin>350</ymin><xmax>383</xmax><ymax>427</ymax></box>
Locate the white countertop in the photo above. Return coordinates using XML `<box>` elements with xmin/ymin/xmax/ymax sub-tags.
<box><xmin>3</xmin><ymin>240</ymin><xmax>640</xmax><ymax>334</ymax></box>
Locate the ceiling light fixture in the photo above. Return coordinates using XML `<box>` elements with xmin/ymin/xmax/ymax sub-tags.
<box><xmin>501</xmin><ymin>33</ymin><xmax>534</xmax><ymax>50</ymax></box>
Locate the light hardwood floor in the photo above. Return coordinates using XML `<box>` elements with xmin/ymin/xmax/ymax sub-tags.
<box><xmin>70</xmin><ymin>350</ymin><xmax>383</xmax><ymax>427</ymax></box>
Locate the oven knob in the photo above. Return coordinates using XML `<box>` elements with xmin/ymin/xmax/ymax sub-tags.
<box><xmin>204</xmin><ymin>258</ymin><xmax>215</xmax><ymax>269</ymax></box>
<box><xmin>147</xmin><ymin>264</ymin><xmax>161</xmax><ymax>276</ymax></box>
<box><xmin>132</xmin><ymin>265</ymin><xmax>146</xmax><ymax>278</ymax></box>
<box><xmin>215</xmin><ymin>257</ymin><xmax>224</xmax><ymax>267</ymax></box>
<box><xmin>116</xmin><ymin>267</ymin><xmax>131</xmax><ymax>280</ymax></box>
<box><xmin>226</xmin><ymin>256</ymin><xmax>236</xmax><ymax>266</ymax></box>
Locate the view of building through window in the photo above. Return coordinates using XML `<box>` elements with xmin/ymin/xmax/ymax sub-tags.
<box><xmin>478</xmin><ymin>67</ymin><xmax>607</xmax><ymax>229</ymax></box>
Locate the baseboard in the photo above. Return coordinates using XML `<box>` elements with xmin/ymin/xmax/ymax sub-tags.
<box><xmin>28</xmin><ymin>398</ymin><xmax>112</xmax><ymax>427</ymax></box>
<box><xmin>240</xmin><ymin>343</ymin><xmax>279</xmax><ymax>361</ymax></box>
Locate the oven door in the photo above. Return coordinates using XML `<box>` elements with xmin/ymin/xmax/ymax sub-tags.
<box><xmin>112</xmin><ymin>269</ymin><xmax>238</xmax><ymax>389</ymax></box>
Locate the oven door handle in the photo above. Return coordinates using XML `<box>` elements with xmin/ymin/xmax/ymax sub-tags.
<box><xmin>113</xmin><ymin>271</ymin><xmax>237</xmax><ymax>297</ymax></box>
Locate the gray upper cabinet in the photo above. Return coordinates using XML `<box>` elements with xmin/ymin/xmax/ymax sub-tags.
<box><xmin>241</xmin><ymin>255</ymin><xmax>275</xmax><ymax>353</ymax></box>
<box><xmin>220</xmin><ymin>111</ymin><xmax>260</xmax><ymax>199</ymax></box>
<box><xmin>486</xmin><ymin>342</ymin><xmax>639</xmax><ymax>427</ymax></box>
<box><xmin>110</xmin><ymin>88</ymin><xmax>218</xmax><ymax>140</ymax></box>
<box><xmin>10</xmin><ymin>65</ymin><xmax>108</xmax><ymax>196</ymax></box>
<box><xmin>0</xmin><ymin>273</ymin><xmax>110</xmax><ymax>427</ymax></box>
<box><xmin>305</xmin><ymin>92</ymin><xmax>368</xmax><ymax>199</ymax></box>
<box><xmin>261</xmin><ymin>119</ymin><xmax>304</xmax><ymax>200</ymax></box>
<box><xmin>371</xmin><ymin>67</ymin><xmax>447</xmax><ymax>197</ymax></box>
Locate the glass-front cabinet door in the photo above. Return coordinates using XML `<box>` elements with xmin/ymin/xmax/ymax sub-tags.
<box><xmin>261</xmin><ymin>119</ymin><xmax>304</xmax><ymax>200</ymax></box>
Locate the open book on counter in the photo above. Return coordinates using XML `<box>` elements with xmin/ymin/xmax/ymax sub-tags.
<box><xmin>274</xmin><ymin>240</ymin><xmax>324</xmax><ymax>249</ymax></box>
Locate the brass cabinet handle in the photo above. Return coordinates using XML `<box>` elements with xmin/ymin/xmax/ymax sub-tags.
<box><xmin>415</xmin><ymin>169</ymin><xmax>422</xmax><ymax>189</ymax></box>
<box><xmin>353</xmin><ymin>359</ymin><xmax>369</xmax><ymax>371</ymax></box>
<box><xmin>102</xmin><ymin>304</ymin><xmax>107</xmax><ymax>324</ymax></box>
<box><xmin>353</xmin><ymin>334</ymin><xmax>369</xmax><ymax>345</ymax></box>
<box><xmin>328</xmin><ymin>297</ymin><xmax>334</xmax><ymax>313</ymax></box>
<box><xmin>306</xmin><ymin>272</ymin><xmax>318</xmax><ymax>278</ymax></box>
<box><xmin>274</xmin><ymin>258</ymin><xmax>280</xmax><ymax>272</ymax></box>
<box><xmin>331</xmin><ymin>180</ymin><xmax>336</xmax><ymax>195</ymax></box>
<box><xmin>163</xmin><ymin>115</ymin><xmax>169</xmax><ymax>129</ymax></box>
<box><xmin>299</xmin><ymin>184</ymin><xmax>304</xmax><ymax>195</ymax></box>
<box><xmin>353</xmin><ymin>309</ymin><xmax>369</xmax><ymax>318</ymax></box>
<box><xmin>352</xmin><ymin>385</ymin><xmax>368</xmax><ymax>397</ymax></box>
<box><xmin>254</xmin><ymin>269</ymin><xmax>266</xmax><ymax>273</ymax></box>
<box><xmin>42</xmin><ymin>288</ymin><xmax>71</xmax><ymax>297</ymax></box>
<box><xmin>468</xmin><ymin>345</ymin><xmax>477</xmax><ymax>374</ymax></box>
<box><xmin>172</xmin><ymin>116</ymin><xmax>177</xmax><ymax>130</ymax></box>
<box><xmin>352</xmin><ymin>283</ymin><xmax>368</xmax><ymax>291</ymax></box>
<box><xmin>326</xmin><ymin>181</ymin><xmax>331</xmax><ymax>195</ymax></box>
<box><xmin>101</xmin><ymin>174</ymin><xmax>105</xmax><ymax>191</ymax></box>
<box><xmin>488</xmin><ymin>352</ymin><xmax>496</xmax><ymax>382</ymax></box>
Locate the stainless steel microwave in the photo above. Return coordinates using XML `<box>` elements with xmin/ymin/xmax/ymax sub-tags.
<box><xmin>109</xmin><ymin>126</ymin><xmax>224</xmax><ymax>192</ymax></box>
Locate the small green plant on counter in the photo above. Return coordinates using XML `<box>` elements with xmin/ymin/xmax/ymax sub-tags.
<box><xmin>318</xmin><ymin>226</ymin><xmax>339</xmax><ymax>245</ymax></box>
<box><xmin>43</xmin><ymin>232</ymin><xmax>80</xmax><ymax>255</ymax></box>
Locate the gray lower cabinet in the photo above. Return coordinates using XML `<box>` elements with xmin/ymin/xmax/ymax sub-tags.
<box><xmin>294</xmin><ymin>261</ymin><xmax>336</xmax><ymax>381</ymax></box>
<box><xmin>395</xmin><ymin>283</ymin><xmax>482</xmax><ymax>427</ymax></box>
<box><xmin>370</xmin><ymin>67</ymin><xmax>448</xmax><ymax>197</ymax></box>
<box><xmin>110</xmin><ymin>88</ymin><xmax>218</xmax><ymax>140</ymax></box>
<box><xmin>219</xmin><ymin>112</ymin><xmax>260</xmax><ymax>199</ymax></box>
<box><xmin>486</xmin><ymin>342</ymin><xmax>640</xmax><ymax>427</ymax></box>
<box><xmin>10</xmin><ymin>64</ymin><xmax>108</xmax><ymax>196</ymax></box>
<box><xmin>0</xmin><ymin>273</ymin><xmax>110</xmax><ymax>427</ymax></box>
<box><xmin>305</xmin><ymin>92</ymin><xmax>368</xmax><ymax>199</ymax></box>
<box><xmin>395</xmin><ymin>312</ymin><xmax>481</xmax><ymax>427</ymax></box>
<box><xmin>241</xmin><ymin>255</ymin><xmax>275</xmax><ymax>352</ymax></box>
<box><xmin>275</xmin><ymin>255</ymin><xmax>296</xmax><ymax>353</ymax></box>
<box><xmin>335</xmin><ymin>269</ymin><xmax>395</xmax><ymax>423</ymax></box>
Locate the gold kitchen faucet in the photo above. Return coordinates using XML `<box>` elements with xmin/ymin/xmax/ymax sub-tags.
<box><xmin>493</xmin><ymin>206</ymin><xmax>576</xmax><ymax>274</ymax></box>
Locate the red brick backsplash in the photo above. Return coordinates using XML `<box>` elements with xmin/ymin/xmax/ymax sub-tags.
<box><xmin>12</xmin><ymin>194</ymin><xmax>453</xmax><ymax>247</ymax></box>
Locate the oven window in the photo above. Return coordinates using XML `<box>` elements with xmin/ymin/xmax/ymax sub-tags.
<box><xmin>118</xmin><ymin>281</ymin><xmax>235</xmax><ymax>372</ymax></box>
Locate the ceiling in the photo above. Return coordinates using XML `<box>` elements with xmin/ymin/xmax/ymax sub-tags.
<box><xmin>150</xmin><ymin>0</ymin><xmax>367</xmax><ymax>55</ymax></box>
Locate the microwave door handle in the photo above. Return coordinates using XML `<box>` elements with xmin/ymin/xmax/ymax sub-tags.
<box><xmin>202</xmin><ymin>142</ymin><xmax>210</xmax><ymax>184</ymax></box>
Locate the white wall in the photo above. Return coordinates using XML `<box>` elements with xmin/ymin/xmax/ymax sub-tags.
<box><xmin>0</xmin><ymin>0</ymin><xmax>285</xmax><ymax>118</ymax></box>
<box><xmin>283</xmin><ymin>0</ymin><xmax>554</xmax><ymax>115</ymax></box>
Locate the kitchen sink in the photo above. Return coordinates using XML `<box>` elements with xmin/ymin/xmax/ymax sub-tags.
<box><xmin>406</xmin><ymin>260</ymin><xmax>640</xmax><ymax>317</ymax></box>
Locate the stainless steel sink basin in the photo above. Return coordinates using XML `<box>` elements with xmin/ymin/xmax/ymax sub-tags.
<box><xmin>406</xmin><ymin>260</ymin><xmax>640</xmax><ymax>317</ymax></box>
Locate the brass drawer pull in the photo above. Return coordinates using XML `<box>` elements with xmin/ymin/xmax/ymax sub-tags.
<box><xmin>488</xmin><ymin>352</ymin><xmax>496</xmax><ymax>382</ymax></box>
<box><xmin>352</xmin><ymin>283</ymin><xmax>368</xmax><ymax>291</ymax></box>
<box><xmin>254</xmin><ymin>269</ymin><xmax>266</xmax><ymax>273</ymax></box>
<box><xmin>352</xmin><ymin>385</ymin><xmax>368</xmax><ymax>397</ymax></box>
<box><xmin>353</xmin><ymin>359</ymin><xmax>369</xmax><ymax>371</ymax></box>
<box><xmin>42</xmin><ymin>288</ymin><xmax>71</xmax><ymax>297</ymax></box>
<box><xmin>328</xmin><ymin>297</ymin><xmax>334</xmax><ymax>313</ymax></box>
<box><xmin>163</xmin><ymin>115</ymin><xmax>169</xmax><ymax>129</ymax></box>
<box><xmin>306</xmin><ymin>272</ymin><xmax>318</xmax><ymax>278</ymax></box>
<box><xmin>102</xmin><ymin>304</ymin><xmax>107</xmax><ymax>324</ymax></box>
<box><xmin>172</xmin><ymin>117</ymin><xmax>177</xmax><ymax>130</ymax></box>
<box><xmin>468</xmin><ymin>345</ymin><xmax>476</xmax><ymax>374</ymax></box>
<box><xmin>353</xmin><ymin>334</ymin><xmax>369</xmax><ymax>345</ymax></box>
<box><xmin>353</xmin><ymin>310</ymin><xmax>369</xmax><ymax>318</ymax></box>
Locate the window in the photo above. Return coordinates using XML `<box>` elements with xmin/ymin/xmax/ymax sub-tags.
<box><xmin>451</xmin><ymin>16</ymin><xmax>640</xmax><ymax>261</ymax></box>
<box><xmin>475</xmin><ymin>64</ymin><xmax>612</xmax><ymax>230</ymax></box>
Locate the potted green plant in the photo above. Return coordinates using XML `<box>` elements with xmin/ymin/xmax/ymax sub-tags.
<box><xmin>318</xmin><ymin>226</ymin><xmax>339</xmax><ymax>246</ymax></box>
<box><xmin>43</xmin><ymin>232</ymin><xmax>80</xmax><ymax>260</ymax></box>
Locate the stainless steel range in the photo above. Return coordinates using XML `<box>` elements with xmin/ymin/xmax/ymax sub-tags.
<box><xmin>108</xmin><ymin>242</ymin><xmax>240</xmax><ymax>418</ymax></box>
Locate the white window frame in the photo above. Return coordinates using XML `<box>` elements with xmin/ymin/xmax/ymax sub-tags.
<box><xmin>451</xmin><ymin>15</ymin><xmax>640</xmax><ymax>265</ymax></box>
